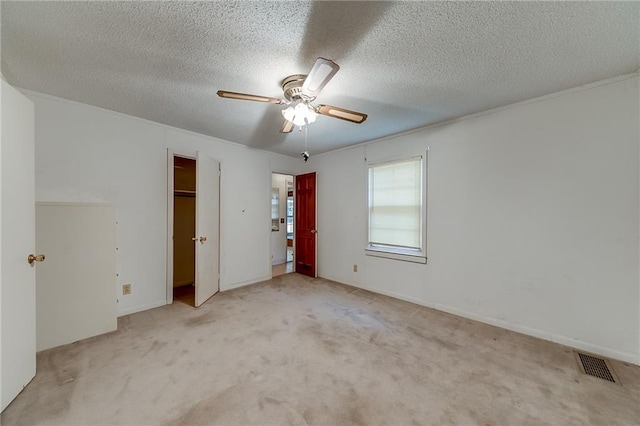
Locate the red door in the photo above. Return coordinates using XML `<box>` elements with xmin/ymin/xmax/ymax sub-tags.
<box><xmin>295</xmin><ymin>172</ymin><xmax>317</xmax><ymax>277</ymax></box>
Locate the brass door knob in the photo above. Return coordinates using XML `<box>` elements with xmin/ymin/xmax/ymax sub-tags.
<box><xmin>28</xmin><ymin>254</ymin><xmax>45</xmax><ymax>265</ymax></box>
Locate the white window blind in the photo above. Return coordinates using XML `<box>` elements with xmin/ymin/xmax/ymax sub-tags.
<box><xmin>368</xmin><ymin>157</ymin><xmax>422</xmax><ymax>250</ymax></box>
<box><xmin>271</xmin><ymin>188</ymin><xmax>279</xmax><ymax>231</ymax></box>
<box><xmin>271</xmin><ymin>188</ymin><xmax>279</xmax><ymax>220</ymax></box>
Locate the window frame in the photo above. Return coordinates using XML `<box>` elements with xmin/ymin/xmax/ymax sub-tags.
<box><xmin>365</xmin><ymin>154</ymin><xmax>427</xmax><ymax>264</ymax></box>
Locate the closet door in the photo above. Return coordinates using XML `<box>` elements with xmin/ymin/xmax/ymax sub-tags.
<box><xmin>194</xmin><ymin>152</ymin><xmax>220</xmax><ymax>306</ymax></box>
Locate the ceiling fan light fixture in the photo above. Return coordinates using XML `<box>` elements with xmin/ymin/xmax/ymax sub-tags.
<box><xmin>282</xmin><ymin>105</ymin><xmax>295</xmax><ymax>122</ymax></box>
<box><xmin>292</xmin><ymin>114</ymin><xmax>307</xmax><ymax>127</ymax></box>
<box><xmin>294</xmin><ymin>102</ymin><xmax>308</xmax><ymax>116</ymax></box>
<box><xmin>306</xmin><ymin>109</ymin><xmax>318</xmax><ymax>124</ymax></box>
<box><xmin>282</xmin><ymin>102</ymin><xmax>317</xmax><ymax>126</ymax></box>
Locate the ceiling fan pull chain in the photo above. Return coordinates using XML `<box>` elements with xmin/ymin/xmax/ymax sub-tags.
<box><xmin>300</xmin><ymin>125</ymin><xmax>310</xmax><ymax>162</ymax></box>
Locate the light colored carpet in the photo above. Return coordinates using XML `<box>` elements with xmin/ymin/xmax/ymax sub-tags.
<box><xmin>2</xmin><ymin>273</ymin><xmax>639</xmax><ymax>425</ymax></box>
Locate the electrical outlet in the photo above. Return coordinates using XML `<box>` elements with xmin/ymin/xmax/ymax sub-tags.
<box><xmin>123</xmin><ymin>283</ymin><xmax>131</xmax><ymax>295</ymax></box>
<box><xmin>353</xmin><ymin>264</ymin><xmax>358</xmax><ymax>273</ymax></box>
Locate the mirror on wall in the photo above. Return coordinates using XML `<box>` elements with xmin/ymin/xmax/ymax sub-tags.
<box><xmin>271</xmin><ymin>187</ymin><xmax>279</xmax><ymax>231</ymax></box>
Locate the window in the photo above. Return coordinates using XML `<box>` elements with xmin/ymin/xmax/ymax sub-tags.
<box><xmin>366</xmin><ymin>156</ymin><xmax>426</xmax><ymax>263</ymax></box>
<box><xmin>271</xmin><ymin>187</ymin><xmax>279</xmax><ymax>231</ymax></box>
<box><xmin>286</xmin><ymin>195</ymin><xmax>294</xmax><ymax>238</ymax></box>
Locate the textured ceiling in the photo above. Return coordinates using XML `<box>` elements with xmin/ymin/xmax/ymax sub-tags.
<box><xmin>2</xmin><ymin>1</ymin><xmax>639</xmax><ymax>157</ymax></box>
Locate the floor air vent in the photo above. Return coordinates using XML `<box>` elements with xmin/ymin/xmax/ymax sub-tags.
<box><xmin>574</xmin><ymin>352</ymin><xmax>619</xmax><ymax>384</ymax></box>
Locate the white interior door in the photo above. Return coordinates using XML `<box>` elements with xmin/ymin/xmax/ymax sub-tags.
<box><xmin>35</xmin><ymin>203</ymin><xmax>117</xmax><ymax>352</ymax></box>
<box><xmin>1</xmin><ymin>81</ymin><xmax>36</xmax><ymax>411</ymax></box>
<box><xmin>195</xmin><ymin>151</ymin><xmax>220</xmax><ymax>307</ymax></box>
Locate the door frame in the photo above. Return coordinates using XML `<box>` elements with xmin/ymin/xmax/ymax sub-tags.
<box><xmin>166</xmin><ymin>150</ymin><xmax>194</xmax><ymax>304</ymax></box>
<box><xmin>166</xmin><ymin>149</ymin><xmax>222</xmax><ymax>305</ymax></box>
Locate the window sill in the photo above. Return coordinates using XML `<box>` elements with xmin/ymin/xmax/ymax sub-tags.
<box><xmin>365</xmin><ymin>247</ymin><xmax>427</xmax><ymax>264</ymax></box>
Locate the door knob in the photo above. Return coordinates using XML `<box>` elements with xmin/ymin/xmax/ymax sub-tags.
<box><xmin>28</xmin><ymin>254</ymin><xmax>45</xmax><ymax>265</ymax></box>
<box><xmin>311</xmin><ymin>230</ymin><xmax>317</xmax><ymax>234</ymax></box>
<box><xmin>192</xmin><ymin>236</ymin><xmax>207</xmax><ymax>243</ymax></box>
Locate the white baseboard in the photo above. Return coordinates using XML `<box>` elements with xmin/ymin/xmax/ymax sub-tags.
<box><xmin>427</xmin><ymin>300</ymin><xmax>640</xmax><ymax>366</ymax></box>
<box><xmin>221</xmin><ymin>275</ymin><xmax>271</xmax><ymax>292</ymax></box>
<box><xmin>116</xmin><ymin>275</ymin><xmax>272</xmax><ymax>316</ymax></box>
<box><xmin>319</xmin><ymin>274</ymin><xmax>640</xmax><ymax>366</ymax></box>
<box><xmin>117</xmin><ymin>300</ymin><xmax>166</xmax><ymax>317</ymax></box>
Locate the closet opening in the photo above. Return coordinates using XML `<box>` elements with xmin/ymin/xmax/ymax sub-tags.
<box><xmin>173</xmin><ymin>156</ymin><xmax>196</xmax><ymax>306</ymax></box>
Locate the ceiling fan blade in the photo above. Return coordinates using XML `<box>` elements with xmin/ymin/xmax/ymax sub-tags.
<box><xmin>217</xmin><ymin>90</ymin><xmax>283</xmax><ymax>104</ymax></box>
<box><xmin>316</xmin><ymin>105</ymin><xmax>367</xmax><ymax>124</ymax></box>
<box><xmin>280</xmin><ymin>119</ymin><xmax>294</xmax><ymax>133</ymax></box>
<box><xmin>301</xmin><ymin>58</ymin><xmax>340</xmax><ymax>98</ymax></box>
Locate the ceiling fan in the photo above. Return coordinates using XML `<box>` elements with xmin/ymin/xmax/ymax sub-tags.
<box><xmin>217</xmin><ymin>58</ymin><xmax>368</xmax><ymax>133</ymax></box>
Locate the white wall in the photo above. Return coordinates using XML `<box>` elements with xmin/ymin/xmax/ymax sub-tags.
<box><xmin>307</xmin><ymin>75</ymin><xmax>640</xmax><ymax>364</ymax></box>
<box><xmin>30</xmin><ymin>92</ymin><xmax>299</xmax><ymax>316</ymax></box>
<box><xmin>270</xmin><ymin>173</ymin><xmax>291</xmax><ymax>265</ymax></box>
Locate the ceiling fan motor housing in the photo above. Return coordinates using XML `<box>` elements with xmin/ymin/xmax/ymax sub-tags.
<box><xmin>282</xmin><ymin>74</ymin><xmax>314</xmax><ymax>102</ymax></box>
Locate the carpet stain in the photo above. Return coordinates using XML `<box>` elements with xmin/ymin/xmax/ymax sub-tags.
<box><xmin>263</xmin><ymin>396</ymin><xmax>283</xmax><ymax>406</ymax></box>
<box><xmin>14</xmin><ymin>349</ymin><xmax>79</xmax><ymax>422</ymax></box>
<box><xmin>342</xmin><ymin>388</ymin><xmax>367</xmax><ymax>426</ymax></box>
<box><xmin>117</xmin><ymin>375</ymin><xmax>131</xmax><ymax>397</ymax></box>
<box><xmin>321</xmin><ymin>338</ymin><xmax>340</xmax><ymax>354</ymax></box>
<box><xmin>538</xmin><ymin>385</ymin><xmax>552</xmax><ymax>398</ymax></box>
<box><xmin>302</xmin><ymin>407</ymin><xmax>314</xmax><ymax>423</ymax></box>
<box><xmin>143</xmin><ymin>340</ymin><xmax>167</xmax><ymax>357</ymax></box>
<box><xmin>184</xmin><ymin>313</ymin><xmax>216</xmax><ymax>327</ymax></box>
<box><xmin>406</xmin><ymin>325</ymin><xmax>461</xmax><ymax>351</ymax></box>
<box><xmin>259</xmin><ymin>355</ymin><xmax>271</xmax><ymax>365</ymax></box>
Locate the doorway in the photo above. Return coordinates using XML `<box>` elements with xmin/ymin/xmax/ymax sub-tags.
<box><xmin>271</xmin><ymin>173</ymin><xmax>294</xmax><ymax>277</ymax></box>
<box><xmin>173</xmin><ymin>156</ymin><xmax>196</xmax><ymax>306</ymax></box>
